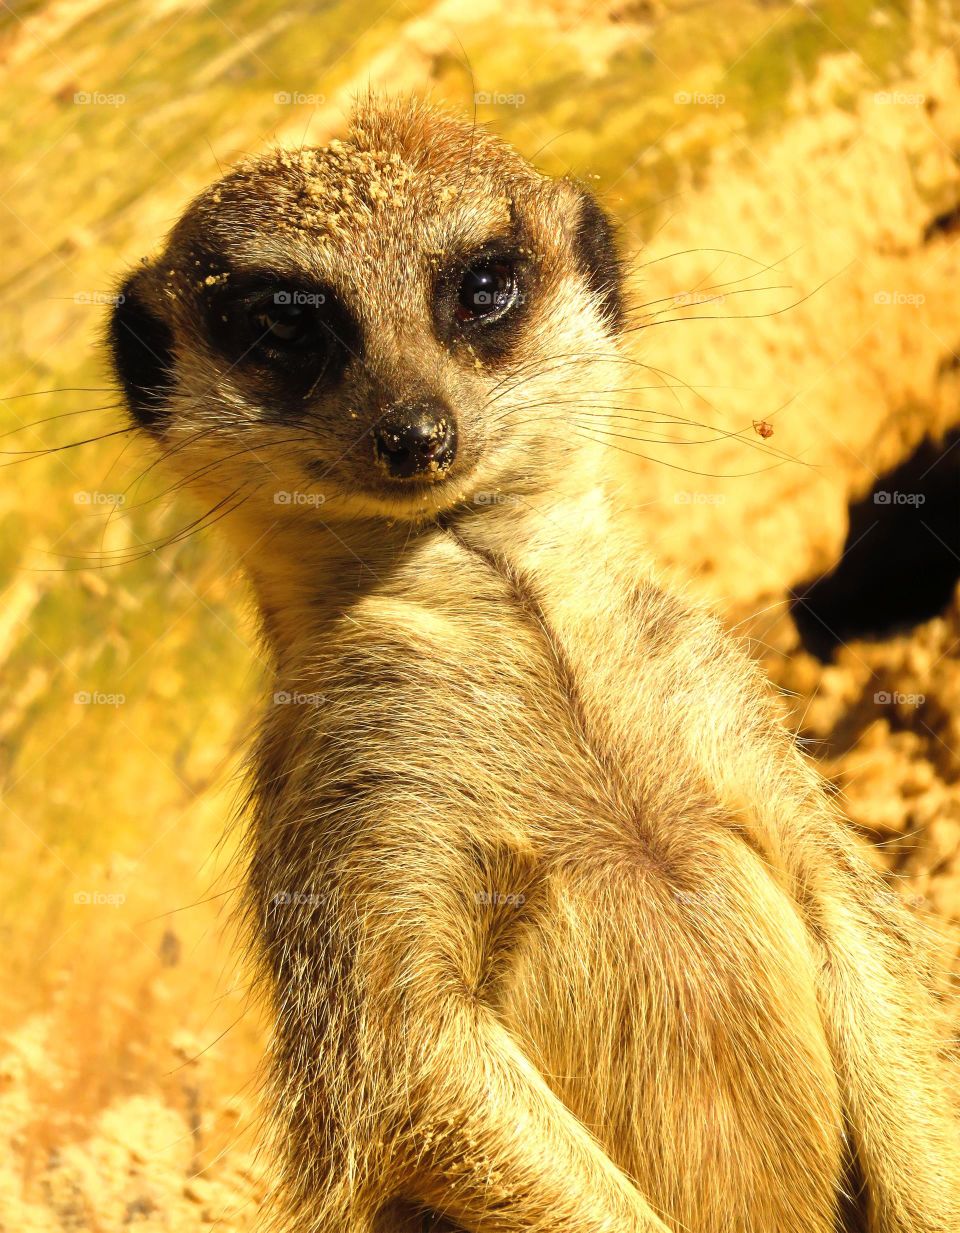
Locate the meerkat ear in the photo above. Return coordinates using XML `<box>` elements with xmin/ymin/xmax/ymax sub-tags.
<box><xmin>108</xmin><ymin>265</ymin><xmax>176</xmax><ymax>431</ymax></box>
<box><xmin>561</xmin><ymin>180</ymin><xmax>625</xmax><ymax>333</ymax></box>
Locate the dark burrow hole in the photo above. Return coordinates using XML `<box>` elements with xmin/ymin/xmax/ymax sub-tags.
<box><xmin>791</xmin><ymin>428</ymin><xmax>960</xmax><ymax>661</ymax></box>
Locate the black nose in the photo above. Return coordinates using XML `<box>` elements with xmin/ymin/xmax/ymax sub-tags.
<box><xmin>373</xmin><ymin>400</ymin><xmax>458</xmax><ymax>480</ymax></box>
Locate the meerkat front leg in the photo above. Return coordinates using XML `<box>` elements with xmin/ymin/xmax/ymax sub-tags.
<box><xmin>282</xmin><ymin>1007</ymin><xmax>678</xmax><ymax>1233</ymax></box>
<box><xmin>391</xmin><ymin>1002</ymin><xmax>675</xmax><ymax>1233</ymax></box>
<box><xmin>308</xmin><ymin>919</ymin><xmax>674</xmax><ymax>1231</ymax></box>
<box><xmin>256</xmin><ymin>816</ymin><xmax>676</xmax><ymax>1233</ymax></box>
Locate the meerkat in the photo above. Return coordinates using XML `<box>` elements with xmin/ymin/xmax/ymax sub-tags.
<box><xmin>107</xmin><ymin>97</ymin><xmax>960</xmax><ymax>1233</ymax></box>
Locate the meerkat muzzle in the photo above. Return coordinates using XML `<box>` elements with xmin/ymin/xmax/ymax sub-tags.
<box><xmin>373</xmin><ymin>400</ymin><xmax>458</xmax><ymax>480</ymax></box>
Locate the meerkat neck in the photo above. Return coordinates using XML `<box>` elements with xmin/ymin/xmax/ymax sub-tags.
<box><xmin>237</xmin><ymin>516</ymin><xmax>430</xmax><ymax>661</ymax></box>
<box><xmin>232</xmin><ymin>444</ymin><xmax>628</xmax><ymax>669</ymax></box>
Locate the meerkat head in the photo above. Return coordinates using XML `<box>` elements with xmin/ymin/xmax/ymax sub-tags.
<box><xmin>109</xmin><ymin>98</ymin><xmax>624</xmax><ymax>534</ymax></box>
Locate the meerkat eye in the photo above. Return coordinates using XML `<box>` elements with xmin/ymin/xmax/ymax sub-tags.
<box><xmin>206</xmin><ymin>278</ymin><xmax>359</xmax><ymax>401</ymax></box>
<box><xmin>455</xmin><ymin>260</ymin><xmax>518</xmax><ymax>323</ymax></box>
<box><xmin>249</xmin><ymin>294</ymin><xmax>321</xmax><ymax>351</ymax></box>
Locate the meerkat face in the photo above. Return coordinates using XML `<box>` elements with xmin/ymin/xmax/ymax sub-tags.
<box><xmin>109</xmin><ymin>100</ymin><xmax>624</xmax><ymax>529</ymax></box>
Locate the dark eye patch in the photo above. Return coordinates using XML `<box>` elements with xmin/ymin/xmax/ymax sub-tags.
<box><xmin>202</xmin><ymin>267</ymin><xmax>361</xmax><ymax>409</ymax></box>
<box><xmin>433</xmin><ymin>235</ymin><xmax>536</xmax><ymax>365</ymax></box>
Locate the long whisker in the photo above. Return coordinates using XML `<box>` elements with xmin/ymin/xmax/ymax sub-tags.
<box><xmin>627</xmin><ymin>282</ymin><xmax>793</xmax><ymax>327</ymax></box>
<box><xmin>498</xmin><ymin>398</ymin><xmax>806</xmax><ymax>466</ymax></box>
<box><xmin>632</xmin><ymin>244</ymin><xmax>792</xmax><ymax>274</ymax></box>
<box><xmin>622</xmin><ymin>263</ymin><xmax>851</xmax><ymax>337</ymax></box>
<box><xmin>573</xmin><ymin>417</ymin><xmax>806</xmax><ymax>465</ymax></box>
<box><xmin>486</xmin><ymin>348</ymin><xmax>737</xmax><ymax>408</ymax></box>
<box><xmin>490</xmin><ymin>347</ymin><xmax>807</xmax><ymax>463</ymax></box>
<box><xmin>39</xmin><ymin>486</ymin><xmax>255</xmax><ymax>569</ymax></box>
<box><xmin>491</xmin><ymin>386</ymin><xmax>737</xmax><ymax>421</ymax></box>
<box><xmin>0</xmin><ymin>425</ymin><xmax>137</xmax><ymax>463</ymax></box>
<box><xmin>0</xmin><ymin>401</ymin><xmax>125</xmax><ymax>441</ymax></box>
<box><xmin>123</xmin><ymin>433</ymin><xmax>323</xmax><ymax>513</ymax></box>
<box><xmin>493</xmin><ymin>391</ymin><xmax>735</xmax><ymax>428</ymax></box>
<box><xmin>573</xmin><ymin>427</ymin><xmax>790</xmax><ymax>479</ymax></box>
<box><xmin>621</xmin><ymin>244</ymin><xmax>802</xmax><ymax>320</ymax></box>
<box><xmin>0</xmin><ymin>386</ymin><xmax>114</xmax><ymax>401</ymax></box>
<box><xmin>117</xmin><ymin>425</ymin><xmax>229</xmax><ymax>502</ymax></box>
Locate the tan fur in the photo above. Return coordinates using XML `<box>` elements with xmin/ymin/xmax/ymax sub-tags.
<box><xmin>111</xmin><ymin>98</ymin><xmax>960</xmax><ymax>1233</ymax></box>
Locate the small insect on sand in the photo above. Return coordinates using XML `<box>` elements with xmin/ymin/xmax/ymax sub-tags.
<box><xmin>753</xmin><ymin>419</ymin><xmax>774</xmax><ymax>439</ymax></box>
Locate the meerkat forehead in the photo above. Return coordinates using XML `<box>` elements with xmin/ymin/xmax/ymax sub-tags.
<box><xmin>174</xmin><ymin>102</ymin><xmax>546</xmax><ymax>307</ymax></box>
